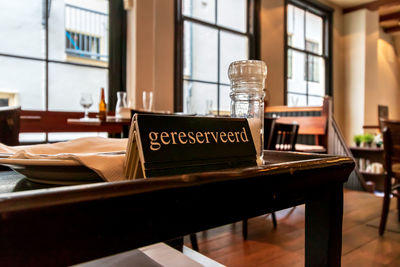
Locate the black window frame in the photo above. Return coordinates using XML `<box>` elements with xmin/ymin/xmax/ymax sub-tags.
<box><xmin>0</xmin><ymin>0</ymin><xmax>126</xmax><ymax>112</ymax></box>
<box><xmin>284</xmin><ymin>0</ymin><xmax>333</xmax><ymax>106</ymax></box>
<box><xmin>287</xmin><ymin>34</ymin><xmax>293</xmax><ymax>79</ymax></box>
<box><xmin>304</xmin><ymin>40</ymin><xmax>319</xmax><ymax>83</ymax></box>
<box><xmin>174</xmin><ymin>0</ymin><xmax>261</xmax><ymax>113</ymax></box>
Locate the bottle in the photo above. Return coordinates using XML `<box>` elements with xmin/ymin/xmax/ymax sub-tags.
<box><xmin>228</xmin><ymin>60</ymin><xmax>268</xmax><ymax>165</ymax></box>
<box><xmin>99</xmin><ymin>87</ymin><xmax>107</xmax><ymax>121</ymax></box>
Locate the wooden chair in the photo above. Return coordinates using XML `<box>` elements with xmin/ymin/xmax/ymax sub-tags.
<box><xmin>0</xmin><ymin>106</ymin><xmax>20</xmax><ymax>146</ymax></box>
<box><xmin>242</xmin><ymin>122</ymin><xmax>300</xmax><ymax>239</ymax></box>
<box><xmin>265</xmin><ymin>96</ymin><xmax>330</xmax><ymax>153</ymax></box>
<box><xmin>379</xmin><ymin>119</ymin><xmax>400</xmax><ymax>235</ymax></box>
<box><xmin>268</xmin><ymin>122</ymin><xmax>300</xmax><ymax>151</ymax></box>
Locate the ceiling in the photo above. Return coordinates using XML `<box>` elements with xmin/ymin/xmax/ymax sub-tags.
<box><xmin>327</xmin><ymin>0</ymin><xmax>400</xmax><ymax>34</ymax></box>
<box><xmin>328</xmin><ymin>0</ymin><xmax>376</xmax><ymax>8</ymax></box>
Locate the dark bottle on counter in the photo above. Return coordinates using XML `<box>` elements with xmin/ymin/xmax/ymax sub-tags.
<box><xmin>99</xmin><ymin>87</ymin><xmax>107</xmax><ymax>121</ymax></box>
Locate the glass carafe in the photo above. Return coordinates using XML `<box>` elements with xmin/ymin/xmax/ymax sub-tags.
<box><xmin>115</xmin><ymin>91</ymin><xmax>128</xmax><ymax>118</ymax></box>
<box><xmin>228</xmin><ymin>60</ymin><xmax>267</xmax><ymax>164</ymax></box>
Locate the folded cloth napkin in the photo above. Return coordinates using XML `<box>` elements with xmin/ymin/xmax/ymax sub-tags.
<box><xmin>0</xmin><ymin>137</ymin><xmax>128</xmax><ymax>182</ymax></box>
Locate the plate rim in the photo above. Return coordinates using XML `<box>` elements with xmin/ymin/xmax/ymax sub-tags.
<box><xmin>0</xmin><ymin>158</ymin><xmax>80</xmax><ymax>166</ymax></box>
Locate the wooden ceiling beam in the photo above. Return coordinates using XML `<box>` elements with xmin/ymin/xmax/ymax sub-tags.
<box><xmin>343</xmin><ymin>0</ymin><xmax>400</xmax><ymax>14</ymax></box>
<box><xmin>380</xmin><ymin>11</ymin><xmax>400</xmax><ymax>21</ymax></box>
<box><xmin>383</xmin><ymin>25</ymin><xmax>400</xmax><ymax>33</ymax></box>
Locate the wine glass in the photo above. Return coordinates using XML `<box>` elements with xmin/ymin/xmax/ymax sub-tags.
<box><xmin>80</xmin><ymin>93</ymin><xmax>93</xmax><ymax>120</ymax></box>
<box><xmin>142</xmin><ymin>91</ymin><xmax>153</xmax><ymax>111</ymax></box>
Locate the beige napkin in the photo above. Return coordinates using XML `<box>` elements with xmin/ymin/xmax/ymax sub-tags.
<box><xmin>0</xmin><ymin>137</ymin><xmax>128</xmax><ymax>182</ymax></box>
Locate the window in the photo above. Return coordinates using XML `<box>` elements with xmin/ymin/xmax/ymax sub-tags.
<box><xmin>65</xmin><ymin>4</ymin><xmax>108</xmax><ymax>63</ymax></box>
<box><xmin>286</xmin><ymin>0</ymin><xmax>332</xmax><ymax>107</ymax></box>
<box><xmin>0</xmin><ymin>0</ymin><xmax>124</xmax><ymax>113</ymax></box>
<box><xmin>65</xmin><ymin>31</ymin><xmax>101</xmax><ymax>60</ymax></box>
<box><xmin>175</xmin><ymin>0</ymin><xmax>259</xmax><ymax>115</ymax></box>
<box><xmin>304</xmin><ymin>40</ymin><xmax>319</xmax><ymax>82</ymax></box>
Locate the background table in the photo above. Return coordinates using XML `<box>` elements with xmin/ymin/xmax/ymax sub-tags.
<box><xmin>0</xmin><ymin>151</ymin><xmax>354</xmax><ymax>266</ymax></box>
<box><xmin>67</xmin><ymin>116</ymin><xmax>131</xmax><ymax>137</ymax></box>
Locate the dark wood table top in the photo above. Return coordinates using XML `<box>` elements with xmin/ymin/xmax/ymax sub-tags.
<box><xmin>0</xmin><ymin>151</ymin><xmax>355</xmax><ymax>266</ymax></box>
<box><xmin>67</xmin><ymin>116</ymin><xmax>131</xmax><ymax>126</ymax></box>
<box><xmin>0</xmin><ymin>151</ymin><xmax>350</xmax><ymax>194</ymax></box>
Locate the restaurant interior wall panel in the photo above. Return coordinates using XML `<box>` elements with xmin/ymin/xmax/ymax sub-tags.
<box><xmin>129</xmin><ymin>0</ymin><xmax>156</xmax><ymax>110</ymax></box>
<box><xmin>126</xmin><ymin>1</ymin><xmax>137</xmax><ymax>109</ymax></box>
<box><xmin>153</xmin><ymin>0</ymin><xmax>174</xmax><ymax>113</ymax></box>
<box><xmin>343</xmin><ymin>9</ymin><xmax>366</xmax><ymax>145</ymax></box>
<box><xmin>126</xmin><ymin>0</ymin><xmax>174</xmax><ymax>112</ymax></box>
<box><xmin>363</xmin><ymin>10</ymin><xmax>379</xmax><ymax>128</ymax></box>
<box><xmin>374</xmin><ymin>29</ymin><xmax>400</xmax><ymax>122</ymax></box>
<box><xmin>260</xmin><ymin>0</ymin><xmax>285</xmax><ymax>106</ymax></box>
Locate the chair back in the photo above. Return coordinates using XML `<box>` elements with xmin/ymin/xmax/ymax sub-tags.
<box><xmin>381</xmin><ymin>119</ymin><xmax>400</xmax><ymax>175</ymax></box>
<box><xmin>0</xmin><ymin>106</ymin><xmax>21</xmax><ymax>146</ymax></box>
<box><xmin>267</xmin><ymin>122</ymin><xmax>299</xmax><ymax>151</ymax></box>
<box><xmin>264</xmin><ymin>117</ymin><xmax>276</xmax><ymax>149</ymax></box>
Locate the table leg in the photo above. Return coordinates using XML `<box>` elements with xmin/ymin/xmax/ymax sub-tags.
<box><xmin>305</xmin><ymin>184</ymin><xmax>343</xmax><ymax>267</ymax></box>
<box><xmin>165</xmin><ymin>237</ymin><xmax>183</xmax><ymax>252</ymax></box>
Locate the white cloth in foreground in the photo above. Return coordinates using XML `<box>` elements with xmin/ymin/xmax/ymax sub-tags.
<box><xmin>0</xmin><ymin>137</ymin><xmax>128</xmax><ymax>182</ymax></box>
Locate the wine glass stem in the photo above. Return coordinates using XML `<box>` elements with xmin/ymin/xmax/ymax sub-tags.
<box><xmin>84</xmin><ymin>109</ymin><xmax>89</xmax><ymax>119</ymax></box>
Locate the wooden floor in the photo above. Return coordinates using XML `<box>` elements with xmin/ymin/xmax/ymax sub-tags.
<box><xmin>185</xmin><ymin>190</ymin><xmax>400</xmax><ymax>266</ymax></box>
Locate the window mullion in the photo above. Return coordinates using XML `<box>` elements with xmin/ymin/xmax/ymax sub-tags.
<box><xmin>303</xmin><ymin>8</ymin><xmax>308</xmax><ymax>106</ymax></box>
<box><xmin>45</xmin><ymin>0</ymin><xmax>49</xmax><ymax>111</ymax></box>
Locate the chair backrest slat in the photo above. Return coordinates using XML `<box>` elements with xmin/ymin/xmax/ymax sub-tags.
<box><xmin>268</xmin><ymin>122</ymin><xmax>299</xmax><ymax>151</ymax></box>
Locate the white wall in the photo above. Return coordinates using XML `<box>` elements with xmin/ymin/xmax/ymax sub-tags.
<box><xmin>343</xmin><ymin>10</ymin><xmax>366</xmax><ymax>144</ymax></box>
<box><xmin>363</xmin><ymin>10</ymin><xmax>379</xmax><ymax>127</ymax></box>
<box><xmin>342</xmin><ymin>9</ymin><xmax>400</xmax><ymax>143</ymax></box>
<box><xmin>260</xmin><ymin>0</ymin><xmax>285</xmax><ymax>106</ymax></box>
<box><xmin>375</xmin><ymin>30</ymin><xmax>400</xmax><ymax>122</ymax></box>
<box><xmin>126</xmin><ymin>0</ymin><xmax>174</xmax><ymax>112</ymax></box>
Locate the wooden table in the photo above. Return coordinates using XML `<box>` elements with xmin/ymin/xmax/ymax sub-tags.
<box><xmin>0</xmin><ymin>151</ymin><xmax>354</xmax><ymax>266</ymax></box>
<box><xmin>67</xmin><ymin>116</ymin><xmax>131</xmax><ymax>137</ymax></box>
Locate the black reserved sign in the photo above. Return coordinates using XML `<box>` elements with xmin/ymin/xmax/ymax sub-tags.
<box><xmin>134</xmin><ymin>114</ymin><xmax>257</xmax><ymax>177</ymax></box>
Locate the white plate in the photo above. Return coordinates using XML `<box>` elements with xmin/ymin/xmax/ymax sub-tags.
<box><xmin>0</xmin><ymin>158</ymin><xmax>80</xmax><ymax>166</ymax></box>
<box><xmin>0</xmin><ymin>158</ymin><xmax>102</xmax><ymax>185</ymax></box>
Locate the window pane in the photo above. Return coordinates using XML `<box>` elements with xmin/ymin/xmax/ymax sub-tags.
<box><xmin>184</xmin><ymin>21</ymin><xmax>218</xmax><ymax>82</ymax></box>
<box><xmin>48</xmin><ymin>63</ymin><xmax>108</xmax><ymax>111</ymax></box>
<box><xmin>219</xmin><ymin>85</ymin><xmax>231</xmax><ymax>113</ymax></box>
<box><xmin>217</xmin><ymin>0</ymin><xmax>247</xmax><ymax>32</ymax></box>
<box><xmin>183</xmin><ymin>0</ymin><xmax>215</xmax><ymax>24</ymax></box>
<box><xmin>287</xmin><ymin>50</ymin><xmax>306</xmax><ymax>94</ymax></box>
<box><xmin>308</xmin><ymin>96</ymin><xmax>323</xmax><ymax>106</ymax></box>
<box><xmin>0</xmin><ymin>56</ymin><xmax>45</xmax><ymax>110</ymax></box>
<box><xmin>306</xmin><ymin>12</ymin><xmax>323</xmax><ymax>55</ymax></box>
<box><xmin>219</xmin><ymin>32</ymin><xmax>248</xmax><ymax>84</ymax></box>
<box><xmin>308</xmin><ymin>56</ymin><xmax>325</xmax><ymax>96</ymax></box>
<box><xmin>183</xmin><ymin>81</ymin><xmax>217</xmax><ymax>115</ymax></box>
<box><xmin>287</xmin><ymin>94</ymin><xmax>306</xmax><ymax>107</ymax></box>
<box><xmin>49</xmin><ymin>0</ymin><xmax>109</xmax><ymax>66</ymax></box>
<box><xmin>0</xmin><ymin>0</ymin><xmax>44</xmax><ymax>58</ymax></box>
<box><xmin>287</xmin><ymin>5</ymin><xmax>304</xmax><ymax>50</ymax></box>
